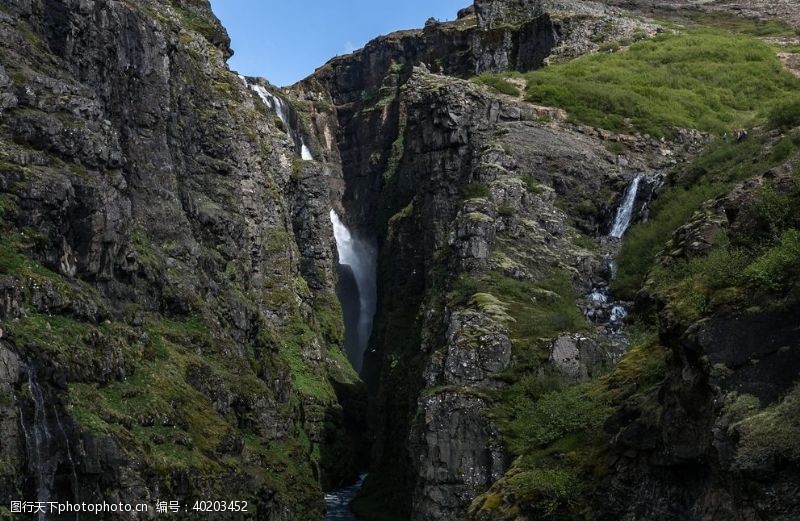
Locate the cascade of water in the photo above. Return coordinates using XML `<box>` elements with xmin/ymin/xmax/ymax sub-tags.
<box><xmin>301</xmin><ymin>142</ymin><xmax>314</xmax><ymax>161</ymax></box>
<box><xmin>17</xmin><ymin>368</ymin><xmax>81</xmax><ymax>520</ymax></box>
<box><xmin>585</xmin><ymin>175</ymin><xmax>646</xmax><ymax>339</ymax></box>
<box><xmin>21</xmin><ymin>368</ymin><xmax>55</xmax><ymax>521</ymax></box>
<box><xmin>330</xmin><ymin>210</ymin><xmax>377</xmax><ymax>373</ymax></box>
<box><xmin>53</xmin><ymin>404</ymin><xmax>79</xmax><ymax>514</ymax></box>
<box><xmin>609</xmin><ymin>175</ymin><xmax>642</xmax><ymax>239</ymax></box>
<box><xmin>245</xmin><ymin>81</ymin><xmax>314</xmax><ymax>161</ymax></box>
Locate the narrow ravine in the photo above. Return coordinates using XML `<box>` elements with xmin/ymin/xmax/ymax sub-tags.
<box><xmin>326</xmin><ymin>212</ymin><xmax>377</xmax><ymax>519</ymax></box>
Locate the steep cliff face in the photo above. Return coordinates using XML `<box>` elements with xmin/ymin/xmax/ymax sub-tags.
<box><xmin>0</xmin><ymin>0</ymin><xmax>361</xmax><ymax>518</ymax></box>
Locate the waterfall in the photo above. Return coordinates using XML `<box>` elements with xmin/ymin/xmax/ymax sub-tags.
<box><xmin>609</xmin><ymin>175</ymin><xmax>642</xmax><ymax>239</ymax></box>
<box><xmin>585</xmin><ymin>175</ymin><xmax>646</xmax><ymax>340</ymax></box>
<box><xmin>244</xmin><ymin>80</ymin><xmax>314</xmax><ymax>161</ymax></box>
<box><xmin>20</xmin><ymin>368</ymin><xmax>55</xmax><ymax>521</ymax></box>
<box><xmin>330</xmin><ymin>210</ymin><xmax>377</xmax><ymax>373</ymax></box>
<box><xmin>301</xmin><ymin>143</ymin><xmax>314</xmax><ymax>161</ymax></box>
<box><xmin>17</xmin><ymin>368</ymin><xmax>80</xmax><ymax>521</ymax></box>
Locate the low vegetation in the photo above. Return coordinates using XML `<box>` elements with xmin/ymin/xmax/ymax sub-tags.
<box><xmin>472</xmin><ymin>73</ymin><xmax>521</xmax><ymax>96</ymax></box>
<box><xmin>476</xmin><ymin>29</ymin><xmax>800</xmax><ymax>138</ymax></box>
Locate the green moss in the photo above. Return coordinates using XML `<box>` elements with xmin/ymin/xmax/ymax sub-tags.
<box><xmin>523</xmin><ymin>30</ymin><xmax>800</xmax><ymax>137</ymax></box>
<box><xmin>521</xmin><ymin>175</ymin><xmax>545</xmax><ymax>195</ymax></box>
<box><xmin>174</xmin><ymin>6</ymin><xmax>219</xmax><ymax>45</ymax></box>
<box><xmin>470</xmin><ymin>292</ymin><xmax>514</xmax><ymax>324</ymax></box>
<box><xmin>0</xmin><ymin>193</ymin><xmax>18</xmax><ymax>222</ymax></box>
<box><xmin>735</xmin><ymin>383</ymin><xmax>800</xmax><ymax>469</ymax></box>
<box><xmin>452</xmin><ymin>271</ymin><xmax>585</xmax><ymax>361</ymax></box>
<box><xmin>276</xmin><ymin>318</ymin><xmax>336</xmax><ymax>402</ymax></box>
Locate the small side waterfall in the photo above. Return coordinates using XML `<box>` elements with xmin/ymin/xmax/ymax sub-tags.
<box><xmin>609</xmin><ymin>175</ymin><xmax>642</xmax><ymax>238</ymax></box>
<box><xmin>330</xmin><ymin>210</ymin><xmax>377</xmax><ymax>373</ymax></box>
<box><xmin>19</xmin><ymin>369</ymin><xmax>55</xmax><ymax>521</ymax></box>
<box><xmin>18</xmin><ymin>367</ymin><xmax>79</xmax><ymax>521</ymax></box>
<box><xmin>585</xmin><ymin>174</ymin><xmax>650</xmax><ymax>344</ymax></box>
<box><xmin>244</xmin><ymin>79</ymin><xmax>314</xmax><ymax>161</ymax></box>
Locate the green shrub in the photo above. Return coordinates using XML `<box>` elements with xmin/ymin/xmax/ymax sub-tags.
<box><xmin>768</xmin><ymin>98</ymin><xmax>800</xmax><ymax>130</ymax></box>
<box><xmin>503</xmin><ymin>384</ymin><xmax>610</xmax><ymax>453</ymax></box>
<box><xmin>472</xmin><ymin>73</ymin><xmax>521</xmax><ymax>96</ymax></box>
<box><xmin>745</xmin><ymin>229</ymin><xmax>800</xmax><ymax>293</ymax></box>
<box><xmin>462</xmin><ymin>181</ymin><xmax>490</xmax><ymax>199</ymax></box>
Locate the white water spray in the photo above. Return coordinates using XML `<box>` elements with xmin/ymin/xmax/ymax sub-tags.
<box><xmin>609</xmin><ymin>175</ymin><xmax>642</xmax><ymax>239</ymax></box>
<box><xmin>330</xmin><ymin>210</ymin><xmax>377</xmax><ymax>373</ymax></box>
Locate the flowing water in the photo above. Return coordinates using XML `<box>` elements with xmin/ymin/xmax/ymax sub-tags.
<box><xmin>244</xmin><ymin>79</ymin><xmax>314</xmax><ymax>161</ymax></box>
<box><xmin>19</xmin><ymin>368</ymin><xmax>55</xmax><ymax>521</ymax></box>
<box><xmin>326</xmin><ymin>211</ymin><xmax>376</xmax><ymax>518</ymax></box>
<box><xmin>324</xmin><ymin>474</ymin><xmax>367</xmax><ymax>520</ymax></box>
<box><xmin>585</xmin><ymin>175</ymin><xmax>647</xmax><ymax>345</ymax></box>
<box><xmin>609</xmin><ymin>175</ymin><xmax>642</xmax><ymax>238</ymax></box>
<box><xmin>17</xmin><ymin>367</ymin><xmax>80</xmax><ymax>520</ymax></box>
<box><xmin>330</xmin><ymin>210</ymin><xmax>378</xmax><ymax>373</ymax></box>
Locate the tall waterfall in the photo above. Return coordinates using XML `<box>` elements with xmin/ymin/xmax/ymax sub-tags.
<box><xmin>609</xmin><ymin>175</ymin><xmax>642</xmax><ymax>239</ymax></box>
<box><xmin>330</xmin><ymin>210</ymin><xmax>377</xmax><ymax>373</ymax></box>
<box><xmin>244</xmin><ymin>80</ymin><xmax>314</xmax><ymax>161</ymax></box>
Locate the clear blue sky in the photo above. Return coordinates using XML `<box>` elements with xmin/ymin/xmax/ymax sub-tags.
<box><xmin>209</xmin><ymin>0</ymin><xmax>469</xmax><ymax>87</ymax></box>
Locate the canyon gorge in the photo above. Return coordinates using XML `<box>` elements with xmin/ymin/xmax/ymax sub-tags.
<box><xmin>0</xmin><ymin>0</ymin><xmax>799</xmax><ymax>520</ymax></box>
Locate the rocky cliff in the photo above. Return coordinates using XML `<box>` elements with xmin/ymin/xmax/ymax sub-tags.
<box><xmin>0</xmin><ymin>0</ymin><xmax>363</xmax><ymax>518</ymax></box>
<box><xmin>1</xmin><ymin>0</ymin><xmax>799</xmax><ymax>520</ymax></box>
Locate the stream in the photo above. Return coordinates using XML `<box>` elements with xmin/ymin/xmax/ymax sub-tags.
<box><xmin>324</xmin><ymin>474</ymin><xmax>367</xmax><ymax>520</ymax></box>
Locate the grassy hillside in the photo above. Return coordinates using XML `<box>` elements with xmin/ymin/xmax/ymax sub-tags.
<box><xmin>475</xmin><ymin>29</ymin><xmax>800</xmax><ymax>137</ymax></box>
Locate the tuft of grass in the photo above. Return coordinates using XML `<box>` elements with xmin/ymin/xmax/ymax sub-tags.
<box><xmin>462</xmin><ymin>181</ymin><xmax>490</xmax><ymax>200</ymax></box>
<box><xmin>522</xmin><ymin>30</ymin><xmax>800</xmax><ymax>137</ymax></box>
<box><xmin>472</xmin><ymin>73</ymin><xmax>521</xmax><ymax>96</ymax></box>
